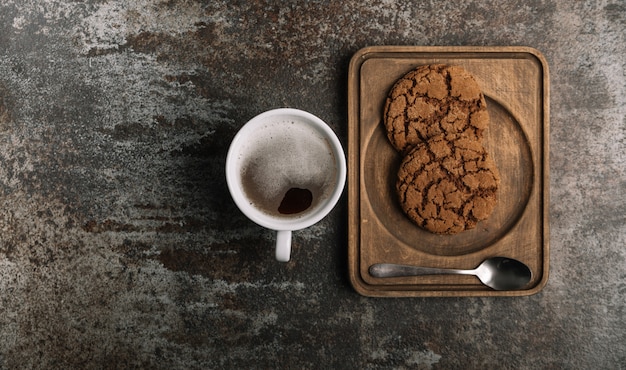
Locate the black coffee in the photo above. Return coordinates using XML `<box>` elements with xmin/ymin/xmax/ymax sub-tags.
<box><xmin>278</xmin><ymin>188</ymin><xmax>313</xmax><ymax>214</ymax></box>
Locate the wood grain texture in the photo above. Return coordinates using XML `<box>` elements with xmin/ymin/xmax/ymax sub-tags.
<box><xmin>348</xmin><ymin>46</ymin><xmax>550</xmax><ymax>297</ymax></box>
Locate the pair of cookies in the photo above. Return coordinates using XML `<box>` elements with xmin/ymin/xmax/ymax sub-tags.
<box><xmin>383</xmin><ymin>64</ymin><xmax>500</xmax><ymax>234</ymax></box>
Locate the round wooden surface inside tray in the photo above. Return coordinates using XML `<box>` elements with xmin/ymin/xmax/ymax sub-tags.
<box><xmin>363</xmin><ymin>96</ymin><xmax>533</xmax><ymax>256</ymax></box>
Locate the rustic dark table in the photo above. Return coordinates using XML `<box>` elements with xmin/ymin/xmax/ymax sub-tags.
<box><xmin>0</xmin><ymin>1</ymin><xmax>624</xmax><ymax>368</ymax></box>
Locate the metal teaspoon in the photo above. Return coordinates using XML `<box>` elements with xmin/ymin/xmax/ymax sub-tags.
<box><xmin>369</xmin><ymin>257</ymin><xmax>532</xmax><ymax>290</ymax></box>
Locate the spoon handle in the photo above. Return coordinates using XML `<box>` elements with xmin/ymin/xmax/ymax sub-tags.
<box><xmin>369</xmin><ymin>263</ymin><xmax>474</xmax><ymax>278</ymax></box>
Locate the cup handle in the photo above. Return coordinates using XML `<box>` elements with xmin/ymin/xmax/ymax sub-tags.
<box><xmin>275</xmin><ymin>230</ymin><xmax>292</xmax><ymax>262</ymax></box>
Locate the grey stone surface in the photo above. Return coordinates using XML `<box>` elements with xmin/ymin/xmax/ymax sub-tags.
<box><xmin>0</xmin><ymin>0</ymin><xmax>624</xmax><ymax>369</ymax></box>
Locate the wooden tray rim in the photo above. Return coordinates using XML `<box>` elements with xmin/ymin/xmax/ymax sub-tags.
<box><xmin>347</xmin><ymin>45</ymin><xmax>550</xmax><ymax>297</ymax></box>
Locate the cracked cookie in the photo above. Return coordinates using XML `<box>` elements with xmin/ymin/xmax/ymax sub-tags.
<box><xmin>396</xmin><ymin>134</ymin><xmax>500</xmax><ymax>234</ymax></box>
<box><xmin>383</xmin><ymin>64</ymin><xmax>490</xmax><ymax>153</ymax></box>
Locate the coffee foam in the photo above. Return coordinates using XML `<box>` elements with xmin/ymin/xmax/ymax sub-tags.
<box><xmin>239</xmin><ymin>119</ymin><xmax>337</xmax><ymax>217</ymax></box>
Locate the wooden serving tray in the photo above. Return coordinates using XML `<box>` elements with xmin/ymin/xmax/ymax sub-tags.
<box><xmin>347</xmin><ymin>46</ymin><xmax>549</xmax><ymax>297</ymax></box>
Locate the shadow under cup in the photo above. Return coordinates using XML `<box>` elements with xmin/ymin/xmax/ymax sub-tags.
<box><xmin>226</xmin><ymin>108</ymin><xmax>346</xmax><ymax>261</ymax></box>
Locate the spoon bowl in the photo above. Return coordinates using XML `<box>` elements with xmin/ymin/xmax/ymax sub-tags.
<box><xmin>369</xmin><ymin>257</ymin><xmax>532</xmax><ymax>290</ymax></box>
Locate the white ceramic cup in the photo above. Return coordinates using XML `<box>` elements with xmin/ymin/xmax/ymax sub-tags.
<box><xmin>225</xmin><ymin>108</ymin><xmax>346</xmax><ymax>262</ymax></box>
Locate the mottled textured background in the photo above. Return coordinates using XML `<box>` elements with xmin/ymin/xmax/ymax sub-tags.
<box><xmin>0</xmin><ymin>0</ymin><xmax>624</xmax><ymax>369</ymax></box>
